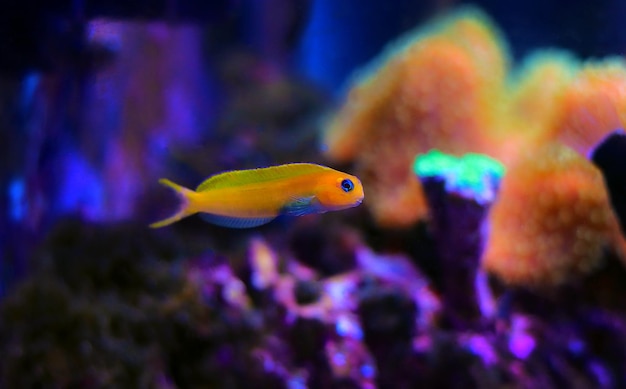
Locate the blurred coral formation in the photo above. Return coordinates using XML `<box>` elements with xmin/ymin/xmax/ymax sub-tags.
<box><xmin>4</xmin><ymin>2</ymin><xmax>626</xmax><ymax>388</ymax></box>
<box><xmin>323</xmin><ymin>8</ymin><xmax>626</xmax><ymax>230</ymax></box>
<box><xmin>482</xmin><ymin>143</ymin><xmax>626</xmax><ymax>287</ymax></box>
<box><xmin>323</xmin><ymin>9</ymin><xmax>509</xmax><ymax>227</ymax></box>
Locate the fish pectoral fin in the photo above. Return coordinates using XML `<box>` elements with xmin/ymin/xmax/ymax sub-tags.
<box><xmin>282</xmin><ymin>196</ymin><xmax>321</xmax><ymax>216</ymax></box>
<box><xmin>200</xmin><ymin>213</ymin><xmax>275</xmax><ymax>228</ymax></box>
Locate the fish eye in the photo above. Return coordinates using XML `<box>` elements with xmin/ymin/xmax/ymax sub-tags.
<box><xmin>340</xmin><ymin>179</ymin><xmax>354</xmax><ymax>192</ymax></box>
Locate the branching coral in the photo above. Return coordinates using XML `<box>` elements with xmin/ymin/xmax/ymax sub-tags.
<box><xmin>323</xmin><ymin>8</ymin><xmax>508</xmax><ymax>227</ymax></box>
<box><xmin>481</xmin><ymin>143</ymin><xmax>626</xmax><ymax>287</ymax></box>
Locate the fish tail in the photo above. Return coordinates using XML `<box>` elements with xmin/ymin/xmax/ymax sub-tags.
<box><xmin>149</xmin><ymin>179</ymin><xmax>198</xmax><ymax>228</ymax></box>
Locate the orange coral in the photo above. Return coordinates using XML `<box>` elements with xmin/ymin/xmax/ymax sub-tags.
<box><xmin>496</xmin><ymin>52</ymin><xmax>578</xmax><ymax>157</ymax></box>
<box><xmin>323</xmin><ymin>5</ymin><xmax>626</xmax><ymax>235</ymax></box>
<box><xmin>324</xmin><ymin>9</ymin><xmax>508</xmax><ymax>227</ymax></box>
<box><xmin>481</xmin><ymin>143</ymin><xmax>626</xmax><ymax>287</ymax></box>
<box><xmin>323</xmin><ymin>57</ymin><xmax>406</xmax><ymax>164</ymax></box>
<box><xmin>508</xmin><ymin>52</ymin><xmax>578</xmax><ymax>129</ymax></box>
<box><xmin>547</xmin><ymin>59</ymin><xmax>626</xmax><ymax>156</ymax></box>
<box><xmin>482</xmin><ymin>52</ymin><xmax>579</xmax><ymax>167</ymax></box>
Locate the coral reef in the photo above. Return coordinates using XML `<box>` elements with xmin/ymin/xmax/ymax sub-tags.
<box><xmin>506</xmin><ymin>51</ymin><xmax>578</xmax><ymax>134</ymax></box>
<box><xmin>6</xmin><ymin>5</ymin><xmax>626</xmax><ymax>389</ymax></box>
<box><xmin>415</xmin><ymin>150</ymin><xmax>503</xmax><ymax>327</ymax></box>
<box><xmin>322</xmin><ymin>8</ymin><xmax>508</xmax><ymax>228</ymax></box>
<box><xmin>499</xmin><ymin>51</ymin><xmax>579</xmax><ymax>164</ymax></box>
<box><xmin>481</xmin><ymin>143</ymin><xmax>626</xmax><ymax>287</ymax></box>
<box><xmin>0</xmin><ymin>219</ymin><xmax>283</xmax><ymax>388</ymax></box>
<box><xmin>323</xmin><ymin>6</ymin><xmax>626</xmax><ymax>230</ymax></box>
<box><xmin>4</xmin><ymin>175</ymin><xmax>626</xmax><ymax>388</ymax></box>
<box><xmin>549</xmin><ymin>59</ymin><xmax>626</xmax><ymax>156</ymax></box>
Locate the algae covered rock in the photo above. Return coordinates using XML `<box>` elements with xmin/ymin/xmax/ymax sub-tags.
<box><xmin>0</xmin><ymin>218</ymin><xmax>282</xmax><ymax>388</ymax></box>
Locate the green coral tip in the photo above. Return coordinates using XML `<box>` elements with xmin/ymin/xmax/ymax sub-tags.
<box><xmin>413</xmin><ymin>149</ymin><xmax>458</xmax><ymax>177</ymax></box>
<box><xmin>413</xmin><ymin>150</ymin><xmax>506</xmax><ymax>203</ymax></box>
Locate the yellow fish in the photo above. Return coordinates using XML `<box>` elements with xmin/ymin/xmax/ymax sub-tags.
<box><xmin>149</xmin><ymin>163</ymin><xmax>364</xmax><ymax>228</ymax></box>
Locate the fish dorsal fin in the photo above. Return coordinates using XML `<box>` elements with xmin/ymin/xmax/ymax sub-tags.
<box><xmin>196</xmin><ymin>163</ymin><xmax>333</xmax><ymax>192</ymax></box>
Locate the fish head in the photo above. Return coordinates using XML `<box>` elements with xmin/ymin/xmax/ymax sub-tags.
<box><xmin>314</xmin><ymin>172</ymin><xmax>364</xmax><ymax>211</ymax></box>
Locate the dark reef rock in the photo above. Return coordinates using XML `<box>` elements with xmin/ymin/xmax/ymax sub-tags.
<box><xmin>294</xmin><ymin>279</ymin><xmax>323</xmax><ymax>306</ymax></box>
<box><xmin>356</xmin><ymin>282</ymin><xmax>420</xmax><ymax>388</ymax></box>
<box><xmin>0</xmin><ymin>218</ymin><xmax>282</xmax><ymax>388</ymax></box>
<box><xmin>288</xmin><ymin>221</ymin><xmax>359</xmax><ymax>276</ymax></box>
<box><xmin>4</xmin><ymin>204</ymin><xmax>626</xmax><ymax>388</ymax></box>
<box><xmin>590</xmin><ymin>128</ymin><xmax>626</xmax><ymax>235</ymax></box>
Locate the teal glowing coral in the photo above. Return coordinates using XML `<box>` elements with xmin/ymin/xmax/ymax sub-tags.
<box><xmin>414</xmin><ymin>150</ymin><xmax>505</xmax><ymax>204</ymax></box>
